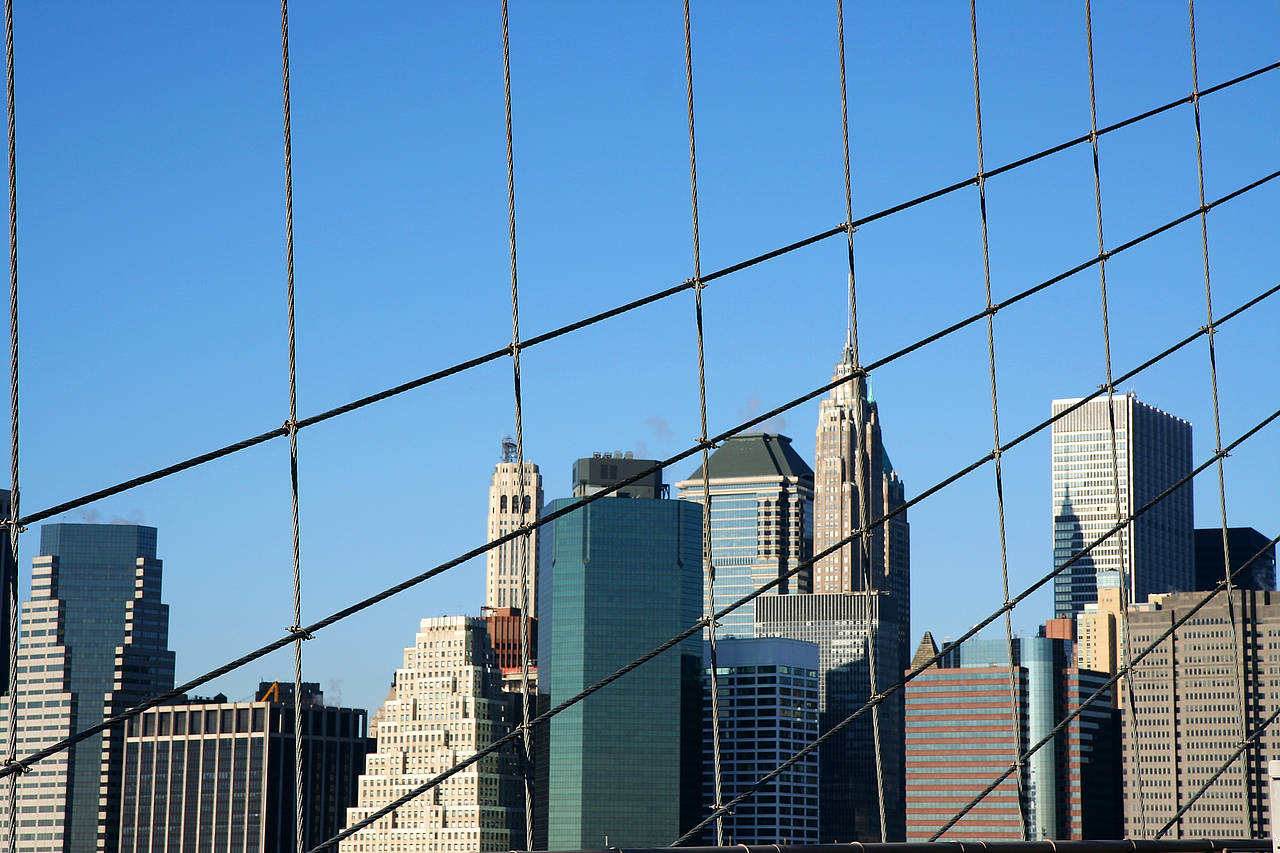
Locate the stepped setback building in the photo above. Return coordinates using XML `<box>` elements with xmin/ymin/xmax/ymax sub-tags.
<box><xmin>1051</xmin><ymin>394</ymin><xmax>1193</xmax><ymax>619</ymax></box>
<box><xmin>813</xmin><ymin>340</ymin><xmax>910</xmax><ymax>670</ymax></box>
<box><xmin>341</xmin><ymin>616</ymin><xmax>523</xmax><ymax>852</ymax></box>
<box><xmin>0</xmin><ymin>524</ymin><xmax>176</xmax><ymax>853</ymax></box>
<box><xmin>676</xmin><ymin>433</ymin><xmax>813</xmax><ymax>637</ymax></box>
<box><xmin>485</xmin><ymin>437</ymin><xmax>543</xmax><ymax>618</ymax></box>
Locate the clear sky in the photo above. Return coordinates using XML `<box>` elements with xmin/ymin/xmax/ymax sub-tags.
<box><xmin>12</xmin><ymin>1</ymin><xmax>1280</xmax><ymax>715</ymax></box>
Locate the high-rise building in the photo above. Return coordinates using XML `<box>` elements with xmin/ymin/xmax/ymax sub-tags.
<box><xmin>486</xmin><ymin>437</ymin><xmax>543</xmax><ymax>618</ymax></box>
<box><xmin>1193</xmin><ymin>527</ymin><xmax>1276</xmax><ymax>592</ymax></box>
<box><xmin>342</xmin><ymin>615</ymin><xmax>523</xmax><ymax>852</ymax></box>
<box><xmin>675</xmin><ymin>433</ymin><xmax>814</xmax><ymax>637</ymax></box>
<box><xmin>539</xmin><ymin>459</ymin><xmax>703</xmax><ymax>848</ymax></box>
<box><xmin>117</xmin><ymin>682</ymin><xmax>371</xmax><ymax>852</ymax></box>
<box><xmin>0</xmin><ymin>523</ymin><xmax>175</xmax><ymax>853</ymax></box>
<box><xmin>1051</xmin><ymin>394</ymin><xmax>1194</xmax><ymax>619</ymax></box>
<box><xmin>700</xmin><ymin>637</ymin><xmax>820</xmax><ymax>844</ymax></box>
<box><xmin>1123</xmin><ymin>589</ymin><xmax>1280</xmax><ymax>838</ymax></box>
<box><xmin>813</xmin><ymin>340</ymin><xmax>910</xmax><ymax>670</ymax></box>
<box><xmin>755</xmin><ymin>591</ymin><xmax>903</xmax><ymax>842</ymax></box>
<box><xmin>905</xmin><ymin>632</ymin><xmax>1121</xmax><ymax>841</ymax></box>
<box><xmin>571</xmin><ymin>451</ymin><xmax>663</xmax><ymax>499</ymax></box>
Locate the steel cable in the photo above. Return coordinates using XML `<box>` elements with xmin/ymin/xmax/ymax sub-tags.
<box><xmin>1184</xmin><ymin>0</ymin><xmax>1254</xmax><ymax>836</ymax></box>
<box><xmin>2</xmin><ymin>0</ymin><xmax>15</xmax><ymax>849</ymax></box>
<box><xmin>498</xmin><ymin>2</ymin><xmax>534</xmax><ymax>847</ymax></box>
<box><xmin>680</xmin><ymin>0</ymin><xmax>724</xmax><ymax>844</ymax></box>
<box><xmin>13</xmin><ymin>60</ymin><xmax>1280</xmax><ymax>531</ymax></box>
<box><xmin>966</xmin><ymin>0</ymin><xmax>1028</xmax><ymax>838</ymax></box>
<box><xmin>278</xmin><ymin>3</ymin><xmax>308</xmax><ymax>851</ymax></box>
<box><xmin>929</xmin><ymin>531</ymin><xmax>1280</xmax><ymax>840</ymax></box>
<box><xmin>1083</xmin><ymin>1</ymin><xmax>1150</xmax><ymax>833</ymax></box>
<box><xmin>2</xmin><ymin>193</ymin><xmax>1278</xmax><ymax>786</ymax></box>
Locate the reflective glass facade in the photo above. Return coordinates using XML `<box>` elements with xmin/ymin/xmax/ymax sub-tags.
<box><xmin>539</xmin><ymin>496</ymin><xmax>703</xmax><ymax>848</ymax></box>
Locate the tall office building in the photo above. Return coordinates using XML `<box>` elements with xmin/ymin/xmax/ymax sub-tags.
<box><xmin>1123</xmin><ymin>589</ymin><xmax>1280</xmax><ymax>838</ymax></box>
<box><xmin>486</xmin><ymin>437</ymin><xmax>543</xmax><ymax>618</ymax></box>
<box><xmin>675</xmin><ymin>433</ymin><xmax>814</xmax><ymax>637</ymax></box>
<box><xmin>0</xmin><ymin>524</ymin><xmax>175</xmax><ymax>853</ymax></box>
<box><xmin>813</xmin><ymin>340</ymin><xmax>910</xmax><ymax>670</ymax></box>
<box><xmin>700</xmin><ymin>637</ymin><xmax>820</xmax><ymax>844</ymax></box>
<box><xmin>1193</xmin><ymin>527</ymin><xmax>1276</xmax><ymax>592</ymax></box>
<box><xmin>118</xmin><ymin>682</ymin><xmax>371</xmax><ymax>852</ymax></box>
<box><xmin>341</xmin><ymin>616</ymin><xmax>522</xmax><ymax>852</ymax></box>
<box><xmin>755</xmin><ymin>591</ymin><xmax>903</xmax><ymax>842</ymax></box>
<box><xmin>539</xmin><ymin>458</ymin><xmax>703</xmax><ymax>848</ymax></box>
<box><xmin>1051</xmin><ymin>394</ymin><xmax>1194</xmax><ymax>619</ymax></box>
<box><xmin>905</xmin><ymin>632</ymin><xmax>1121</xmax><ymax>840</ymax></box>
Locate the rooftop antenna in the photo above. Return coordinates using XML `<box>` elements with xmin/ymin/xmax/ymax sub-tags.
<box><xmin>501</xmin><ymin>435</ymin><xmax>517</xmax><ymax>463</ymax></box>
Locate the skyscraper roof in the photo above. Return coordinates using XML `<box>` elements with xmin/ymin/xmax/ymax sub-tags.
<box><xmin>683</xmin><ymin>432</ymin><xmax>813</xmax><ymax>482</ymax></box>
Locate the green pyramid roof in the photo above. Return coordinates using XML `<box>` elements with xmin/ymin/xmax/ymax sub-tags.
<box><xmin>684</xmin><ymin>433</ymin><xmax>813</xmax><ymax>483</ymax></box>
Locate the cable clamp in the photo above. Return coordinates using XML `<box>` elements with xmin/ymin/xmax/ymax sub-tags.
<box><xmin>0</xmin><ymin>518</ymin><xmax>24</xmax><ymax>534</ymax></box>
<box><xmin>869</xmin><ymin>692</ymin><xmax>887</xmax><ymax>706</ymax></box>
<box><xmin>3</xmin><ymin>758</ymin><xmax>30</xmax><ymax>775</ymax></box>
<box><xmin>282</xmin><ymin>419</ymin><xmax>298</xmax><ymax>435</ymax></box>
<box><xmin>286</xmin><ymin>625</ymin><xmax>314</xmax><ymax>641</ymax></box>
<box><xmin>1097</xmin><ymin>382</ymin><xmax>1115</xmax><ymax>393</ymax></box>
<box><xmin>711</xmin><ymin>802</ymin><xmax>735</xmax><ymax>816</ymax></box>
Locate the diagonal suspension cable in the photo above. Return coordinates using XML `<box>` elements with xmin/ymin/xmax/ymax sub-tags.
<box><xmin>2</xmin><ymin>0</ymin><xmax>16</xmax><ymax>848</ymax></box>
<box><xmin>278</xmin><ymin>3</ymin><xmax>309</xmax><ymax>851</ymax></box>
<box><xmin>1083</xmin><ymin>0</ymin><xmax>1150</xmax><ymax>833</ymax></box>
<box><xmin>498</xmin><ymin>2</ymin><xmax>535</xmax><ymax>847</ymax></box>
<box><xmin>13</xmin><ymin>59</ymin><xmax>1280</xmax><ymax>532</ymax></box>
<box><xmin>966</xmin><ymin>0</ymin><xmax>1028</xmax><ymax>838</ymax></box>
<box><xmin>679</xmin><ymin>0</ymin><xmax>724</xmax><ymax>844</ymax></box>
<box><xmin>681</xmin><ymin>401</ymin><xmax>1280</xmax><ymax>846</ymax></box>
<box><xmin>929</xmin><ymin>531</ymin><xmax>1280</xmax><ymax>840</ymax></box>
<box><xmin>2</xmin><ymin>175</ymin><xmax>1278</xmax><ymax>786</ymax></box>
<box><xmin>835</xmin><ymin>0</ymin><xmax>888</xmax><ymax>841</ymax></box>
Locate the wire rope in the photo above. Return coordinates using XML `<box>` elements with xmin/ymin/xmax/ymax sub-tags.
<box><xmin>2</xmin><ymin>0</ymin><xmax>16</xmax><ymax>848</ymax></box>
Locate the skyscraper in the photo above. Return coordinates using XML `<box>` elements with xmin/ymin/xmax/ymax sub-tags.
<box><xmin>1193</xmin><ymin>526</ymin><xmax>1276</xmax><ymax>592</ymax></box>
<box><xmin>1123</xmin><ymin>589</ymin><xmax>1280</xmax><ymax>838</ymax></box>
<box><xmin>755</xmin><ymin>591</ymin><xmax>903</xmax><ymax>842</ymax></box>
<box><xmin>905</xmin><ymin>632</ymin><xmax>1121</xmax><ymax>841</ymax></box>
<box><xmin>675</xmin><ymin>433</ymin><xmax>813</xmax><ymax>637</ymax></box>
<box><xmin>813</xmin><ymin>341</ymin><xmax>910</xmax><ymax>670</ymax></box>
<box><xmin>539</xmin><ymin>458</ymin><xmax>703</xmax><ymax>848</ymax></box>
<box><xmin>486</xmin><ymin>436</ymin><xmax>543</xmax><ymax>618</ymax></box>
<box><xmin>1051</xmin><ymin>394</ymin><xmax>1194</xmax><ymax>619</ymax></box>
<box><xmin>342</xmin><ymin>616</ymin><xmax>523</xmax><ymax>852</ymax></box>
<box><xmin>117</xmin><ymin>682</ymin><xmax>371</xmax><ymax>852</ymax></box>
<box><xmin>0</xmin><ymin>523</ymin><xmax>175</xmax><ymax>853</ymax></box>
<box><xmin>700</xmin><ymin>637</ymin><xmax>820</xmax><ymax>845</ymax></box>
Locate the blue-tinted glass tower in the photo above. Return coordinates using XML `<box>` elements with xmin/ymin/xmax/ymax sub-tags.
<box><xmin>675</xmin><ymin>433</ymin><xmax>813</xmax><ymax>637</ymax></box>
<box><xmin>702</xmin><ymin>637</ymin><xmax>819</xmax><ymax>844</ymax></box>
<box><xmin>539</xmin><ymin>459</ymin><xmax>703</xmax><ymax>848</ymax></box>
<box><xmin>1</xmin><ymin>524</ymin><xmax>175</xmax><ymax>853</ymax></box>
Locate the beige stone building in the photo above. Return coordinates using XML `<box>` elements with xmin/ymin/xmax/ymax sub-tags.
<box><xmin>485</xmin><ymin>437</ymin><xmax>542</xmax><ymax>618</ymax></box>
<box><xmin>341</xmin><ymin>616</ymin><xmax>522</xmax><ymax>852</ymax></box>
<box><xmin>1123</xmin><ymin>589</ymin><xmax>1280</xmax><ymax>838</ymax></box>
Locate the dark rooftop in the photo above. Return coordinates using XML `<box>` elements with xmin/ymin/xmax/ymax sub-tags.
<box><xmin>682</xmin><ymin>433</ymin><xmax>813</xmax><ymax>482</ymax></box>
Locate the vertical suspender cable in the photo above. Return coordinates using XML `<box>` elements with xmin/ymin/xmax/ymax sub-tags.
<box><xmin>498</xmin><ymin>3</ymin><xmax>534</xmax><ymax>847</ymax></box>
<box><xmin>2</xmin><ymin>0</ymin><xmax>16</xmax><ymax>849</ymax></box>
<box><xmin>1185</xmin><ymin>0</ymin><xmax>1254</xmax><ymax>835</ymax></box>
<box><xmin>681</xmin><ymin>1</ymin><xmax>724</xmax><ymax>844</ymax></box>
<box><xmin>1083</xmin><ymin>1</ymin><xmax>1150</xmax><ymax>834</ymax></box>
<box><xmin>279</xmin><ymin>2</ymin><xmax>307</xmax><ymax>850</ymax></box>
<box><xmin>965</xmin><ymin>0</ymin><xmax>1029</xmax><ymax>839</ymax></box>
<box><xmin>835</xmin><ymin>0</ymin><xmax>887</xmax><ymax>841</ymax></box>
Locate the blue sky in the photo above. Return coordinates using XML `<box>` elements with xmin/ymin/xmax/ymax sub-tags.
<box><xmin>13</xmin><ymin>1</ymin><xmax>1280</xmax><ymax>715</ymax></box>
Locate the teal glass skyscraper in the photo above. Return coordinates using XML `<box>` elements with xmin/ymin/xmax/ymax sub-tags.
<box><xmin>539</xmin><ymin>459</ymin><xmax>703</xmax><ymax>848</ymax></box>
<box><xmin>0</xmin><ymin>524</ymin><xmax>175</xmax><ymax>853</ymax></box>
<box><xmin>675</xmin><ymin>433</ymin><xmax>813</xmax><ymax>637</ymax></box>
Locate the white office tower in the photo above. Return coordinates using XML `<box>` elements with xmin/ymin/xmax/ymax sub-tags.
<box><xmin>485</xmin><ymin>437</ymin><xmax>543</xmax><ymax>617</ymax></box>
<box><xmin>1051</xmin><ymin>393</ymin><xmax>1193</xmax><ymax>619</ymax></box>
<box><xmin>341</xmin><ymin>616</ymin><xmax>522</xmax><ymax>853</ymax></box>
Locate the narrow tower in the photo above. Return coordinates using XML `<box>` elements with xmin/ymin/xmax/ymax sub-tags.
<box><xmin>485</xmin><ymin>437</ymin><xmax>543</xmax><ymax>618</ymax></box>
